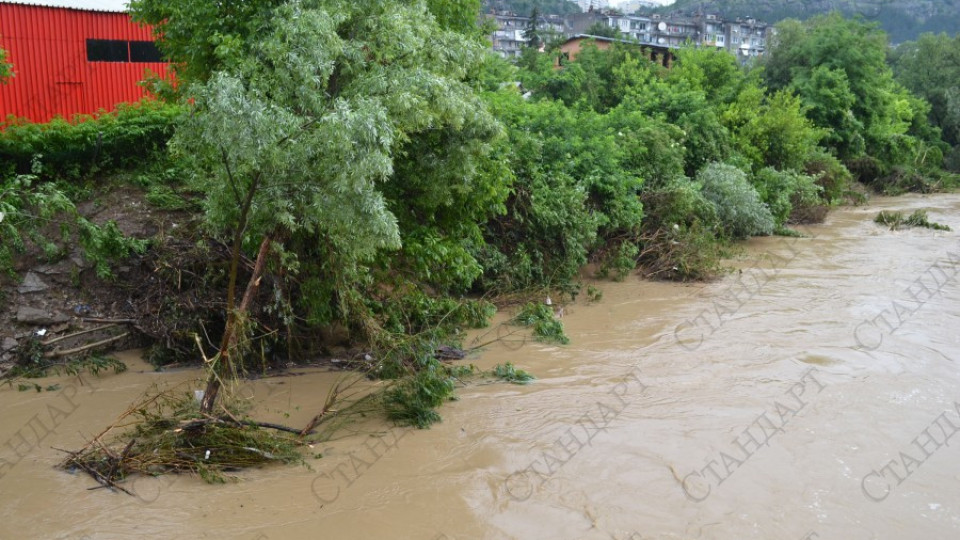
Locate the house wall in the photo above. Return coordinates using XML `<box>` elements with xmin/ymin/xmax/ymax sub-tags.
<box><xmin>0</xmin><ymin>3</ymin><xmax>170</xmax><ymax>123</ymax></box>
<box><xmin>557</xmin><ymin>37</ymin><xmax>672</xmax><ymax>69</ymax></box>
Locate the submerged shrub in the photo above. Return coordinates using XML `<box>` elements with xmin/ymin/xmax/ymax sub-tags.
<box><xmin>512</xmin><ymin>302</ymin><xmax>569</xmax><ymax>344</ymax></box>
<box><xmin>698</xmin><ymin>163</ymin><xmax>774</xmax><ymax>238</ymax></box>
<box><xmin>875</xmin><ymin>209</ymin><xmax>951</xmax><ymax>231</ymax></box>
<box><xmin>639</xmin><ymin>179</ymin><xmax>724</xmax><ymax>280</ymax></box>
<box><xmin>493</xmin><ymin>362</ymin><xmax>535</xmax><ymax>384</ymax></box>
<box><xmin>383</xmin><ymin>362</ymin><xmax>457</xmax><ymax>429</ymax></box>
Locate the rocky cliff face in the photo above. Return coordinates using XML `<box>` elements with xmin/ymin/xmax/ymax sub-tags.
<box><xmin>656</xmin><ymin>0</ymin><xmax>960</xmax><ymax>42</ymax></box>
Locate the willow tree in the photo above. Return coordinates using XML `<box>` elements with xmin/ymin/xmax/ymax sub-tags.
<box><xmin>136</xmin><ymin>0</ymin><xmax>500</xmax><ymax>413</ymax></box>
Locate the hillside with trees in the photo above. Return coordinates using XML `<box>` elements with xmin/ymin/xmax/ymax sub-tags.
<box><xmin>655</xmin><ymin>0</ymin><xmax>960</xmax><ymax>43</ymax></box>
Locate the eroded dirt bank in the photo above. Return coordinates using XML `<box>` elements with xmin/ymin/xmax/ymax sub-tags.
<box><xmin>2</xmin><ymin>193</ymin><xmax>960</xmax><ymax>540</ymax></box>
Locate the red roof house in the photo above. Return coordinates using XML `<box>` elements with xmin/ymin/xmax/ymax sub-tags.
<box><xmin>0</xmin><ymin>0</ymin><xmax>170</xmax><ymax>123</ymax></box>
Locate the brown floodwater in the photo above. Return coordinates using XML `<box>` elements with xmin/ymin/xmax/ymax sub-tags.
<box><xmin>3</xmin><ymin>194</ymin><xmax>960</xmax><ymax>540</ymax></box>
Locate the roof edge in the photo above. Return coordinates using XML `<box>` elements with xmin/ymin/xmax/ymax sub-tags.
<box><xmin>0</xmin><ymin>1</ymin><xmax>128</xmax><ymax>14</ymax></box>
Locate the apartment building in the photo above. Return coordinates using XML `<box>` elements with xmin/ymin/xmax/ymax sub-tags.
<box><xmin>488</xmin><ymin>9</ymin><xmax>770</xmax><ymax>60</ymax></box>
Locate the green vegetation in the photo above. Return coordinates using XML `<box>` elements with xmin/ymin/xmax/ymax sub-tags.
<box><xmin>0</xmin><ymin>171</ymin><xmax>149</xmax><ymax>280</ymax></box>
<box><xmin>4</xmin><ymin>4</ymin><xmax>957</xmax><ymax>469</ymax></box>
<box><xmin>585</xmin><ymin>21</ymin><xmax>620</xmax><ymax>38</ymax></box>
<box><xmin>891</xmin><ymin>32</ymin><xmax>960</xmax><ymax>171</ymax></box>
<box><xmin>0</xmin><ymin>44</ymin><xmax>11</xmax><ymax>82</ymax></box>
<box><xmin>60</xmin><ymin>389</ymin><xmax>304</xmax><ymax>485</ymax></box>
<box><xmin>1</xmin><ymin>101</ymin><xmax>181</xmax><ymax>177</ymax></box>
<box><xmin>512</xmin><ymin>302</ymin><xmax>569</xmax><ymax>344</ymax></box>
<box><xmin>493</xmin><ymin>362</ymin><xmax>536</xmax><ymax>384</ymax></box>
<box><xmin>874</xmin><ymin>209</ymin><xmax>951</xmax><ymax>231</ymax></box>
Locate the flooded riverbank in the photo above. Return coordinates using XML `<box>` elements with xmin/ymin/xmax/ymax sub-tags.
<box><xmin>2</xmin><ymin>193</ymin><xmax>959</xmax><ymax>539</ymax></box>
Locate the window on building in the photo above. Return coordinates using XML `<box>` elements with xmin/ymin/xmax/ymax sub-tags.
<box><xmin>86</xmin><ymin>39</ymin><xmax>128</xmax><ymax>62</ymax></box>
<box><xmin>129</xmin><ymin>41</ymin><xmax>162</xmax><ymax>62</ymax></box>
<box><xmin>87</xmin><ymin>39</ymin><xmax>164</xmax><ymax>63</ymax></box>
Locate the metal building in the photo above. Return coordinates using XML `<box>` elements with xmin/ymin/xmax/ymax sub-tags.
<box><xmin>0</xmin><ymin>0</ymin><xmax>170</xmax><ymax>123</ymax></box>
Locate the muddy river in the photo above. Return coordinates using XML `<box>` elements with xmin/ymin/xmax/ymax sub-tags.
<box><xmin>2</xmin><ymin>194</ymin><xmax>960</xmax><ymax>540</ymax></box>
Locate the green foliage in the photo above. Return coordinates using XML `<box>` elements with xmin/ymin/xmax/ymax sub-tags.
<box><xmin>426</xmin><ymin>0</ymin><xmax>485</xmax><ymax>37</ymax></box>
<box><xmin>761</xmin><ymin>14</ymin><xmax>928</xmax><ymax>170</ymax></box>
<box><xmin>751</xmin><ymin>167</ymin><xmax>822</xmax><ymax>227</ymax></box>
<box><xmin>892</xmin><ymin>33</ymin><xmax>960</xmax><ymax>167</ymax></box>
<box><xmin>77</xmin><ymin>218</ymin><xmax>149</xmax><ymax>279</ymax></box>
<box><xmin>0</xmin><ymin>44</ymin><xmax>11</xmax><ymax>83</ymax></box>
<box><xmin>62</xmin><ymin>390</ymin><xmax>304</xmax><ymax>484</ymax></box>
<box><xmin>493</xmin><ymin>362</ymin><xmax>535</xmax><ymax>384</ymax></box>
<box><xmin>803</xmin><ymin>149</ymin><xmax>852</xmax><ymax>203</ymax></box>
<box><xmin>0</xmin><ymin>101</ymin><xmax>182</xmax><ymax>180</ymax></box>
<box><xmin>384</xmin><ymin>360</ymin><xmax>458</xmax><ymax>428</ymax></box>
<box><xmin>0</xmin><ymin>172</ymin><xmax>75</xmax><ymax>276</ymax></box>
<box><xmin>166</xmin><ymin>0</ymin><xmax>503</xmax><ymax>350</ymax></box>
<box><xmin>724</xmin><ymin>89</ymin><xmax>823</xmax><ymax>172</ymax></box>
<box><xmin>670</xmin><ymin>47</ymin><xmax>747</xmax><ymax>106</ymax></box>
<box><xmin>586</xmin><ymin>284</ymin><xmax>603</xmax><ymax>302</ymax></box>
<box><xmin>637</xmin><ymin>176</ymin><xmax>724</xmax><ymax>281</ymax></box>
<box><xmin>875</xmin><ymin>209</ymin><xmax>951</xmax><ymax>231</ymax></box>
<box><xmin>511</xmin><ymin>302</ymin><xmax>569</xmax><ymax>344</ymax></box>
<box><xmin>585</xmin><ymin>21</ymin><xmax>620</xmax><ymax>38</ymax></box>
<box><xmin>145</xmin><ymin>184</ymin><xmax>195</xmax><ymax>211</ymax></box>
<box><xmin>0</xmin><ymin>163</ymin><xmax>150</xmax><ymax>282</ymax></box>
<box><xmin>698</xmin><ymin>163</ymin><xmax>774</xmax><ymax>238</ymax></box>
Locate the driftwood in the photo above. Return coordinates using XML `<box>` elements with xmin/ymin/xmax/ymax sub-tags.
<box><xmin>44</xmin><ymin>332</ymin><xmax>131</xmax><ymax>359</ymax></box>
<box><xmin>177</xmin><ymin>416</ymin><xmax>310</xmax><ymax>436</ymax></box>
<box><xmin>42</xmin><ymin>324</ymin><xmax>122</xmax><ymax>346</ymax></box>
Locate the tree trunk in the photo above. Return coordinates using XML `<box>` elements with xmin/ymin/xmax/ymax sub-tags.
<box><xmin>199</xmin><ymin>236</ymin><xmax>271</xmax><ymax>414</ymax></box>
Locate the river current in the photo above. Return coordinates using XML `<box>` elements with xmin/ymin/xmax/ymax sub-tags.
<box><xmin>1</xmin><ymin>194</ymin><xmax>959</xmax><ymax>539</ymax></box>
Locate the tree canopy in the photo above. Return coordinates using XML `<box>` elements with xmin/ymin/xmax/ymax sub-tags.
<box><xmin>761</xmin><ymin>14</ymin><xmax>937</xmax><ymax>169</ymax></box>
<box><xmin>892</xmin><ymin>32</ymin><xmax>960</xmax><ymax>150</ymax></box>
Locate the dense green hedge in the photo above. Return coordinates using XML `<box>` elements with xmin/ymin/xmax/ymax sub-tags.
<box><xmin>1</xmin><ymin>101</ymin><xmax>182</xmax><ymax>180</ymax></box>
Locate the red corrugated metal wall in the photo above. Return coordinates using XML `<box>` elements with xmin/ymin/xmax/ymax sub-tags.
<box><xmin>0</xmin><ymin>3</ymin><xmax>170</xmax><ymax>123</ymax></box>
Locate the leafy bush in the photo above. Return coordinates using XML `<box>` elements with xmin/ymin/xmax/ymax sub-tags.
<box><xmin>698</xmin><ymin>163</ymin><xmax>774</xmax><ymax>238</ymax></box>
<box><xmin>511</xmin><ymin>302</ymin><xmax>569</xmax><ymax>344</ymax></box>
<box><xmin>804</xmin><ymin>149</ymin><xmax>851</xmax><ymax>203</ymax></box>
<box><xmin>0</xmin><ymin>169</ymin><xmax>148</xmax><ymax>281</ymax></box>
<box><xmin>751</xmin><ymin>167</ymin><xmax>822</xmax><ymax>227</ymax></box>
<box><xmin>493</xmin><ymin>363</ymin><xmax>535</xmax><ymax>384</ymax></box>
<box><xmin>77</xmin><ymin>218</ymin><xmax>149</xmax><ymax>279</ymax></box>
<box><xmin>0</xmin><ymin>101</ymin><xmax>182</xmax><ymax>180</ymax></box>
<box><xmin>0</xmin><ymin>172</ymin><xmax>75</xmax><ymax>276</ymax></box>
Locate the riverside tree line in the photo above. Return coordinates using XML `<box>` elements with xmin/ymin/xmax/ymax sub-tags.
<box><xmin>1</xmin><ymin>1</ymin><xmax>959</xmax><ymax>424</ymax></box>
